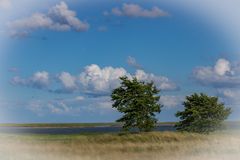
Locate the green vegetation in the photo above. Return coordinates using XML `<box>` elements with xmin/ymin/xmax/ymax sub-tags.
<box><xmin>111</xmin><ymin>76</ymin><xmax>162</xmax><ymax>132</ymax></box>
<box><xmin>175</xmin><ymin>93</ymin><xmax>231</xmax><ymax>133</ymax></box>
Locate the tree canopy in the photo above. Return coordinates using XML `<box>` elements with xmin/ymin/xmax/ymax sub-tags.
<box><xmin>175</xmin><ymin>93</ymin><xmax>231</xmax><ymax>133</ymax></box>
<box><xmin>111</xmin><ymin>76</ymin><xmax>162</xmax><ymax>132</ymax></box>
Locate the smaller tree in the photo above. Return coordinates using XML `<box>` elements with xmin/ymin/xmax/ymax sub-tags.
<box><xmin>175</xmin><ymin>93</ymin><xmax>231</xmax><ymax>133</ymax></box>
<box><xmin>111</xmin><ymin>76</ymin><xmax>162</xmax><ymax>132</ymax></box>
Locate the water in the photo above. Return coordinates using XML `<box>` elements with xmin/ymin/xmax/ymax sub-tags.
<box><xmin>1</xmin><ymin>123</ymin><xmax>239</xmax><ymax>135</ymax></box>
<box><xmin>0</xmin><ymin>125</ymin><xmax>175</xmax><ymax>135</ymax></box>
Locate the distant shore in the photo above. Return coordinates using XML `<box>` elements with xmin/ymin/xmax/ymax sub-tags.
<box><xmin>0</xmin><ymin>122</ymin><xmax>176</xmax><ymax>128</ymax></box>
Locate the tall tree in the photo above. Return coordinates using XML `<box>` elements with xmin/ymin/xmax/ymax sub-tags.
<box><xmin>111</xmin><ymin>76</ymin><xmax>162</xmax><ymax>132</ymax></box>
<box><xmin>175</xmin><ymin>93</ymin><xmax>231</xmax><ymax>133</ymax></box>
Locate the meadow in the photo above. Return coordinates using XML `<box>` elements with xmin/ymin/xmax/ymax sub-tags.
<box><xmin>0</xmin><ymin>130</ymin><xmax>240</xmax><ymax>160</ymax></box>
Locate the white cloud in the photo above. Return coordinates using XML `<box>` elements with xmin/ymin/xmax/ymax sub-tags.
<box><xmin>48</xmin><ymin>1</ymin><xmax>89</xmax><ymax>32</ymax></box>
<box><xmin>58</xmin><ymin>72</ymin><xmax>77</xmax><ymax>91</ymax></box>
<box><xmin>32</xmin><ymin>71</ymin><xmax>49</xmax><ymax>87</ymax></box>
<box><xmin>78</xmin><ymin>65</ymin><xmax>178</xmax><ymax>95</ymax></box>
<box><xmin>11</xmin><ymin>71</ymin><xmax>49</xmax><ymax>89</ymax></box>
<box><xmin>106</xmin><ymin>3</ymin><xmax>169</xmax><ymax>18</ymax></box>
<box><xmin>11</xmin><ymin>64</ymin><xmax>178</xmax><ymax>95</ymax></box>
<box><xmin>0</xmin><ymin>0</ymin><xmax>11</xmax><ymax>10</ymax></box>
<box><xmin>214</xmin><ymin>58</ymin><xmax>231</xmax><ymax>76</ymax></box>
<box><xmin>193</xmin><ymin>58</ymin><xmax>240</xmax><ymax>88</ymax></box>
<box><xmin>79</xmin><ymin>64</ymin><xmax>129</xmax><ymax>94</ymax></box>
<box><xmin>135</xmin><ymin>70</ymin><xmax>178</xmax><ymax>91</ymax></box>
<box><xmin>9</xmin><ymin>13</ymin><xmax>53</xmax><ymax>31</ymax></box>
<box><xmin>193</xmin><ymin>58</ymin><xmax>240</xmax><ymax>110</ymax></box>
<box><xmin>8</xmin><ymin>1</ymin><xmax>89</xmax><ymax>37</ymax></box>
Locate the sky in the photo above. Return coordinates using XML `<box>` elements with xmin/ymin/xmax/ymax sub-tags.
<box><xmin>0</xmin><ymin>0</ymin><xmax>240</xmax><ymax>123</ymax></box>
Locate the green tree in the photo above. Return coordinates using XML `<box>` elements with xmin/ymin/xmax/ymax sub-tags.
<box><xmin>111</xmin><ymin>76</ymin><xmax>162</xmax><ymax>132</ymax></box>
<box><xmin>175</xmin><ymin>93</ymin><xmax>231</xmax><ymax>133</ymax></box>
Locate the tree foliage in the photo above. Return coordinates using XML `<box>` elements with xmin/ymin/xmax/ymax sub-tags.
<box><xmin>175</xmin><ymin>93</ymin><xmax>231</xmax><ymax>133</ymax></box>
<box><xmin>111</xmin><ymin>76</ymin><xmax>162</xmax><ymax>132</ymax></box>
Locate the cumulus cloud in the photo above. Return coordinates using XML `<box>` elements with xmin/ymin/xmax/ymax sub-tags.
<box><xmin>56</xmin><ymin>72</ymin><xmax>77</xmax><ymax>93</ymax></box>
<box><xmin>7</xmin><ymin>1</ymin><xmax>89</xmax><ymax>37</ymax></box>
<box><xmin>214</xmin><ymin>59</ymin><xmax>231</xmax><ymax>76</ymax></box>
<box><xmin>48</xmin><ymin>1</ymin><xmax>89</xmax><ymax>31</ymax></box>
<box><xmin>192</xmin><ymin>58</ymin><xmax>240</xmax><ymax>88</ymax></box>
<box><xmin>11</xmin><ymin>71</ymin><xmax>50</xmax><ymax>89</ymax></box>
<box><xmin>105</xmin><ymin>3</ymin><xmax>169</xmax><ymax>18</ymax></box>
<box><xmin>78</xmin><ymin>65</ymin><xmax>178</xmax><ymax>94</ymax></box>
<box><xmin>11</xmin><ymin>64</ymin><xmax>178</xmax><ymax>95</ymax></box>
<box><xmin>79</xmin><ymin>64</ymin><xmax>129</xmax><ymax>95</ymax></box>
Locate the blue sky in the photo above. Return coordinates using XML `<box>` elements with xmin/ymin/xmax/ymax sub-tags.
<box><xmin>0</xmin><ymin>0</ymin><xmax>240</xmax><ymax>123</ymax></box>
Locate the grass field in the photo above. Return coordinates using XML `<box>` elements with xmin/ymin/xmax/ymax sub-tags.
<box><xmin>0</xmin><ymin>131</ymin><xmax>240</xmax><ymax>160</ymax></box>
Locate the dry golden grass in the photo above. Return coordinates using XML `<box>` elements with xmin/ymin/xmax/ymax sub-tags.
<box><xmin>0</xmin><ymin>131</ymin><xmax>240</xmax><ymax>160</ymax></box>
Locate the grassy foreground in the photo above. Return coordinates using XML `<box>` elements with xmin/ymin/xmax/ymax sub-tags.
<box><xmin>0</xmin><ymin>131</ymin><xmax>240</xmax><ymax>160</ymax></box>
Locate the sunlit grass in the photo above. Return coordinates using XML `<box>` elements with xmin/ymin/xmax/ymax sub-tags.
<box><xmin>0</xmin><ymin>131</ymin><xmax>240</xmax><ymax>160</ymax></box>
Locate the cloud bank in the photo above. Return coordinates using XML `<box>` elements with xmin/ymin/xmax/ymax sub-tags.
<box><xmin>11</xmin><ymin>64</ymin><xmax>178</xmax><ymax>95</ymax></box>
